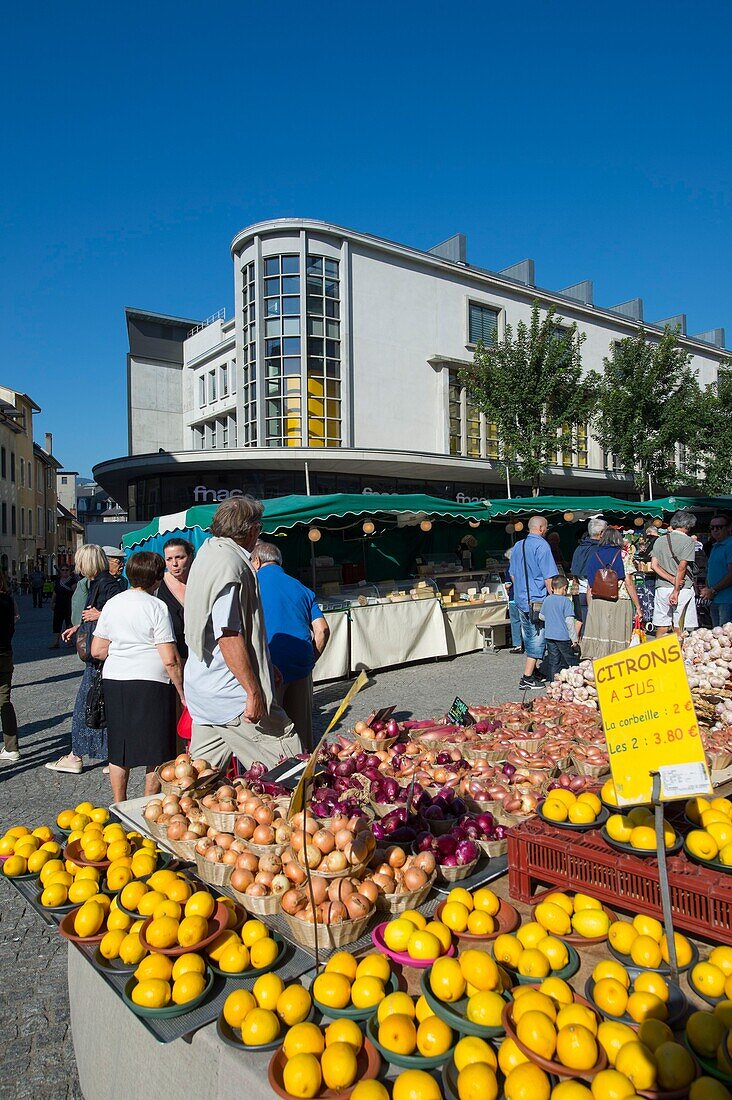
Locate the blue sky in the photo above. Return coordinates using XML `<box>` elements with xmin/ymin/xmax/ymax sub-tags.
<box><xmin>2</xmin><ymin>0</ymin><xmax>730</xmax><ymax>479</ymax></box>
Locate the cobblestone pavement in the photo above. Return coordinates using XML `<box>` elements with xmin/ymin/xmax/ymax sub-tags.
<box><xmin>0</xmin><ymin>596</ymin><xmax>526</xmax><ymax>1100</ymax></box>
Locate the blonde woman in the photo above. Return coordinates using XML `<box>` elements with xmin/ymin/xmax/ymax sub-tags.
<box><xmin>45</xmin><ymin>545</ymin><xmax>117</xmax><ymax>775</ymax></box>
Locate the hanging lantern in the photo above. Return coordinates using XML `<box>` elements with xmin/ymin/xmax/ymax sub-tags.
<box><xmin>307</xmin><ymin>528</ymin><xmax>321</xmax><ymax>542</ymax></box>
<box><xmin>420</xmin><ymin>520</ymin><xmax>432</xmax><ymax>532</ymax></box>
<box><xmin>362</xmin><ymin>520</ymin><xmax>375</xmax><ymax>535</ymax></box>
<box><xmin>634</xmin><ymin>516</ymin><xmax>645</xmax><ymax>527</ymax></box>
<box><xmin>468</xmin><ymin>519</ymin><xmax>480</xmax><ymax>529</ymax></box>
<box><xmin>653</xmin><ymin>518</ymin><xmax>663</xmax><ymax>528</ymax></box>
<box><xmin>563</xmin><ymin>511</ymin><xmax>575</xmax><ymax>522</ymax></box>
<box><xmin>514</xmin><ymin>521</ymin><xmax>524</xmax><ymax>532</ymax></box>
<box><xmin>505</xmin><ymin>523</ymin><xmax>515</xmax><ymax>534</ymax></box>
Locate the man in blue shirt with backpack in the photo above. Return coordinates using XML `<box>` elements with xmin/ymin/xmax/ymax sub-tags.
<box><xmin>508</xmin><ymin>516</ymin><xmax>557</xmax><ymax>690</ymax></box>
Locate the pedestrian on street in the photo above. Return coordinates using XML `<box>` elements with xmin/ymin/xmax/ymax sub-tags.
<box><xmin>0</xmin><ymin>573</ymin><xmax>21</xmax><ymax>764</ymax></box>
<box><xmin>91</xmin><ymin>551</ymin><xmax>184</xmax><ymax>802</ymax></box>
<box><xmin>50</xmin><ymin>564</ymin><xmax>76</xmax><ymax>648</ymax></box>
<box><xmin>569</xmin><ymin>517</ymin><xmax>608</xmax><ymax>629</ymax></box>
<box><xmin>503</xmin><ymin>547</ymin><xmax>524</xmax><ymax>654</ymax></box>
<box><xmin>540</xmin><ymin>575</ymin><xmax>581</xmax><ymax>680</ymax></box>
<box><xmin>250</xmin><ymin>539</ymin><xmax>330</xmax><ymax>752</ymax></box>
<box><xmin>156</xmin><ymin>538</ymin><xmax>195</xmax><ymax>659</ymax></box>
<box><xmin>184</xmin><ymin>497</ymin><xmax>302</xmax><ymax>771</ymax></box>
<box><xmin>652</xmin><ymin>509</ymin><xmax>700</xmax><ymax>636</ymax></box>
<box><xmin>30</xmin><ymin>567</ymin><xmax>44</xmax><ymax>608</ymax></box>
<box><xmin>581</xmin><ymin>528</ymin><xmax>642</xmax><ymax>659</ymax></box>
<box><xmin>699</xmin><ymin>515</ymin><xmax>732</xmax><ymax>627</ymax></box>
<box><xmin>45</xmin><ymin>545</ymin><xmax>123</xmax><ymax>775</ymax></box>
<box><xmin>508</xmin><ymin>515</ymin><xmax>556</xmax><ymax>690</ymax></box>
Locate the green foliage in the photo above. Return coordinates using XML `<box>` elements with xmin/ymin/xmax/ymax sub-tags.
<box><xmin>459</xmin><ymin>302</ymin><xmax>594</xmax><ymax>492</ymax></box>
<box><xmin>698</xmin><ymin>363</ymin><xmax>732</xmax><ymax>493</ymax></box>
<box><xmin>588</xmin><ymin>327</ymin><xmax>731</xmax><ymax>495</ymax></box>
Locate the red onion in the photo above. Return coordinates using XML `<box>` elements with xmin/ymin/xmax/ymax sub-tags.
<box><xmin>455</xmin><ymin>839</ymin><xmax>479</xmax><ymax>865</ymax></box>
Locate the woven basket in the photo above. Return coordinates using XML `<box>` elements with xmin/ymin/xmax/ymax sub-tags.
<box><xmin>321</xmin><ymin>806</ymin><xmax>375</xmax><ymax>830</ymax></box>
<box><xmin>201</xmin><ymin>806</ymin><xmax>240</xmax><ymax>833</ymax></box>
<box><xmin>291</xmin><ymin>854</ymin><xmax>368</xmax><ymax>880</ymax></box>
<box><xmin>146</xmin><ymin>818</ymin><xmax>171</xmax><ymax>842</ymax></box>
<box><xmin>570</xmin><ymin>752</ymin><xmax>610</xmax><ymax>778</ymax></box>
<box><xmin>464</xmin><ymin>745</ymin><xmax>508</xmax><ymax>765</ymax></box>
<box><xmin>478</xmin><ymin>838</ymin><xmax>508</xmax><ymax>859</ymax></box>
<box><xmin>370</xmin><ymin>802</ymin><xmax>395</xmax><ymax>819</ymax></box>
<box><xmin>375</xmin><ymin>872</ymin><xmax>436</xmax><ymax>915</ymax></box>
<box><xmin>427</xmin><ymin>817</ymin><xmax>455</xmax><ymax>836</ymax></box>
<box><xmin>353</xmin><ymin>732</ymin><xmax>398</xmax><ymax>752</ymax></box>
<box><xmin>464</xmin><ymin>796</ymin><xmax>504</xmax><ymax>816</ymax></box>
<box><xmin>282</xmin><ymin>909</ymin><xmax>373</xmax><ymax>951</ymax></box>
<box><xmin>242</xmin><ymin>839</ymin><xmax>288</xmax><ymax>858</ymax></box>
<box><xmin>154</xmin><ymin>761</ymin><xmax>189</xmax><ymax>797</ymax></box>
<box><xmin>229</xmin><ymin>886</ymin><xmax>283</xmax><ymax>917</ymax></box>
<box><xmin>511</xmin><ymin>737</ymin><xmax>543</xmax><ymax>753</ymax></box>
<box><xmin>437</xmin><ymin>858</ymin><xmax>479</xmax><ymax>883</ymax></box>
<box><xmin>706</xmin><ymin>751</ymin><xmax>732</xmax><ymax>771</ymax></box>
<box><xmin>165</xmin><ymin>836</ymin><xmax>198</xmax><ymax>862</ymax></box>
<box><xmin>194</xmin><ymin>850</ymin><xmax>234</xmax><ymax>888</ymax></box>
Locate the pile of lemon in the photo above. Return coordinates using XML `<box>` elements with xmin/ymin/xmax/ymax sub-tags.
<box><xmin>1</xmin><ymin>824</ymin><xmax>61</xmax><ymax>877</ymax></box>
<box><xmin>607</xmin><ymin>912</ymin><xmax>693</xmax><ymax>970</ymax></box>
<box><xmin>534</xmin><ymin>891</ymin><xmax>610</xmax><ymax>940</ymax></box>
<box><xmin>280</xmin><ymin>1020</ymin><xmax>360</xmax><ymax>1097</ymax></box>
<box><xmin>98</xmin><ymin>898</ymin><xmax>150</xmax><ymax>966</ymax></box>
<box><xmin>543</xmin><ymin>789</ymin><xmax>602</xmax><ymax>826</ymax></box>
<box><xmin>205</xmin><ymin>917</ymin><xmax>280</xmax><ymax>973</ymax></box>
<box><xmin>508</xmin><ymin>985</ymin><xmax>602</xmax><ymax>1072</ymax></box>
<box><xmin>312</xmin><ymin>950</ymin><xmax>393</xmax><ymax>1012</ymax></box>
<box><xmin>491</xmin><ymin>922</ymin><xmax>571</xmax><ymax>980</ymax></box>
<box><xmin>591</xmin><ymin>959</ymin><xmax>672</xmax><ymax>1022</ymax></box>
<box><xmin>686</xmin><ymin>796</ymin><xmax>732</xmax><ymax>866</ymax></box>
<box><xmin>428</xmin><ymin>949</ymin><xmax>508</xmax><ymax>1028</ymax></box>
<box><xmin>374</xmin><ymin>988</ymin><xmax>455</xmax><ymax>1059</ymax></box>
<box><xmin>223</xmin><ymin>978</ymin><xmax>312</xmax><ymax>1045</ymax></box>
<box><xmin>605</xmin><ymin>806</ymin><xmax>677</xmax><ymax>851</ymax></box>
<box><xmin>382</xmin><ymin>908</ymin><xmax>453</xmax><ymax>961</ymax></box>
<box><xmin>439</xmin><ymin>886</ymin><xmax>502</xmax><ymax>936</ymax></box>
<box><xmin>686</xmin><ymin>1003</ymin><xmax>732</xmax><ymax>1077</ymax></box>
<box><xmin>38</xmin><ymin>855</ymin><xmax>101</xmax><ymax>909</ymax></box>
<box><xmin>690</xmin><ymin>946</ymin><xmax>732</xmax><ymax>1001</ymax></box>
<box><xmin>56</xmin><ymin>802</ymin><xmax>110</xmax><ymax>832</ymax></box>
<box><xmin>130</xmin><ymin>950</ymin><xmax>209</xmax><ymax>1008</ymax></box>
<box><xmin>117</xmin><ymin>870</ymin><xmax>197</xmax><ymax>914</ymax></box>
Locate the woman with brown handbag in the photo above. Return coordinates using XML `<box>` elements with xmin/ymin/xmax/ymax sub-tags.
<box><xmin>581</xmin><ymin>528</ymin><xmax>642</xmax><ymax>660</ymax></box>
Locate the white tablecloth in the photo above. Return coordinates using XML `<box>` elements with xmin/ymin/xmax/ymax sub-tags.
<box><xmin>444</xmin><ymin>603</ymin><xmax>509</xmax><ymax>655</ymax></box>
<box><xmin>349</xmin><ymin>598</ymin><xmax>447</xmax><ymax>671</ymax></box>
<box><xmin>312</xmin><ymin>609</ymin><xmax>350</xmax><ymax>683</ymax></box>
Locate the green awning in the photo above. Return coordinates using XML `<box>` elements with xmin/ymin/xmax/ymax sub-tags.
<box><xmin>484</xmin><ymin>495</ymin><xmax>666</xmax><ymax>519</ymax></box>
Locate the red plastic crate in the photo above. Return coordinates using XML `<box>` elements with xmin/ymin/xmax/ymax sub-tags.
<box><xmin>508</xmin><ymin>817</ymin><xmax>732</xmax><ymax>945</ymax></box>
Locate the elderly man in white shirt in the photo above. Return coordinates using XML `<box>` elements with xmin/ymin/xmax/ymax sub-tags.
<box><xmin>183</xmin><ymin>497</ymin><xmax>301</xmax><ymax>771</ymax></box>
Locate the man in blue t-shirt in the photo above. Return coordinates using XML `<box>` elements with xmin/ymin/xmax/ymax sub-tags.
<box><xmin>250</xmin><ymin>541</ymin><xmax>330</xmax><ymax>751</ymax></box>
<box><xmin>701</xmin><ymin>515</ymin><xmax>732</xmax><ymax>627</ymax></box>
<box><xmin>508</xmin><ymin>516</ymin><xmax>556</xmax><ymax>690</ymax></box>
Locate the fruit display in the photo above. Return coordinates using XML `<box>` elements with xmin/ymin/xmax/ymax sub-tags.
<box><xmin>491</xmin><ymin>928</ymin><xmax>577</xmax><ymax>981</ymax></box>
<box><xmin>603</xmin><ymin>805</ymin><xmax>679</xmax><ymax>853</ymax></box>
<box><xmin>689</xmin><ymin>948</ymin><xmax>732</xmax><ymax>1003</ymax></box>
<box><xmin>587</xmin><ymin>958</ymin><xmax>686</xmax><ymax>1025</ymax></box>
<box><xmin>198</xmin><ymin>915</ymin><xmax>282</xmax><ymax>974</ymax></box>
<box><xmin>607</xmin><ymin>914</ymin><xmax>695</xmax><ymax>970</ymax></box>
<box><xmin>541</xmin><ymin>789</ymin><xmax>604</xmax><ymax>827</ymax></box>
<box><xmin>379</xmin><ymin>911</ymin><xmax>454</xmax><ymax>964</ymax></box>
<box><xmin>367</xmin><ymin>989</ymin><xmax>456</xmax><ymax>1066</ymax></box>
<box><xmin>220</xmin><ymin>976</ymin><xmax>313</xmax><ymax>1048</ymax></box>
<box><xmin>273</xmin><ymin>1020</ymin><xmax>376</xmax><ymax>1097</ymax></box>
<box><xmin>435</xmin><ymin>886</ymin><xmax>508</xmax><ymax>938</ymax></box>
<box><xmin>426</xmin><ymin>948</ymin><xmax>505</xmax><ymax>1016</ymax></box>
<box><xmin>685</xmin><ymin>796</ymin><xmax>732</xmax><ymax>867</ymax></box>
<box><xmin>1</xmin><ymin>824</ymin><xmax>62</xmax><ymax>878</ymax></box>
<box><xmin>311</xmin><ymin>952</ymin><xmax>396</xmax><ymax>1017</ymax></box>
<box><xmin>532</xmin><ymin>892</ymin><xmax>612</xmax><ymax>942</ymax></box>
<box><xmin>126</xmin><ymin>950</ymin><xmax>211</xmax><ymax>1009</ymax></box>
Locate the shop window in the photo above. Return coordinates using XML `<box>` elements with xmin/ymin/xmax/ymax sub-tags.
<box><xmin>448</xmin><ymin>369</ymin><xmax>500</xmax><ymax>460</ymax></box>
<box><xmin>208</xmin><ymin>370</ymin><xmax>217</xmax><ymax>403</ymax></box>
<box><xmin>468</xmin><ymin>303</ymin><xmax>499</xmax><ymax>346</ymax></box>
<box><xmin>198</xmin><ymin>376</ymin><xmax>206</xmax><ymax>408</ymax></box>
<box><xmin>220</xmin><ymin>363</ymin><xmax>228</xmax><ymax>397</ymax></box>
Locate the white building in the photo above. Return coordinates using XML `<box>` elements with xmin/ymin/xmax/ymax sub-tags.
<box><xmin>94</xmin><ymin>219</ymin><xmax>727</xmax><ymax>521</ymax></box>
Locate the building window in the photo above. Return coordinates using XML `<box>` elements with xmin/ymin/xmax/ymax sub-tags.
<box><xmin>11</xmin><ymin>505</ymin><xmax>16</xmax><ymax>535</ymax></box>
<box><xmin>449</xmin><ymin>375</ymin><xmax>462</xmax><ymax>456</ymax></box>
<box><xmin>221</xmin><ymin>417</ymin><xmax>229</xmax><ymax>448</ymax></box>
<box><xmin>61</xmin><ymin>475</ymin><xmax>68</xmax><ymax>485</ymax></box>
<box><xmin>27</xmin><ymin>463</ymin><xmax>31</xmax><ymax>489</ymax></box>
<box><xmin>220</xmin><ymin>363</ymin><xmax>229</xmax><ymax>397</ymax></box>
<box><xmin>47</xmin><ymin>508</ymin><xmax>54</xmax><ymax>533</ymax></box>
<box><xmin>10</xmin><ymin>453</ymin><xmax>15</xmax><ymax>483</ymax></box>
<box><xmin>1</xmin><ymin>503</ymin><xmax>5</xmax><ymax>535</ymax></box>
<box><xmin>262</xmin><ymin>254</ymin><xmax>302</xmax><ymax>447</ymax></box>
<box><xmin>192</xmin><ymin>425</ymin><xmax>204</xmax><ymax>450</ymax></box>
<box><xmin>37</xmin><ymin>507</ymin><xmax>42</xmax><ymax>534</ymax></box>
<box><xmin>206</xmin><ymin>421</ymin><xmax>217</xmax><ymax>449</ymax></box>
<box><xmin>208</xmin><ymin>370</ymin><xmax>217</xmax><ymax>403</ymax></box>
<box><xmin>198</xmin><ymin>376</ymin><xmax>206</xmax><ymax>408</ymax></box>
<box><xmin>20</xmin><ymin>458</ymin><xmax>24</xmax><ymax>486</ymax></box>
<box><xmin>306</xmin><ymin>254</ymin><xmax>341</xmax><ymax>447</ymax></box>
<box><xmin>576</xmin><ymin>424</ymin><xmax>589</xmax><ymax>469</ymax></box>
<box><xmin>448</xmin><ymin>370</ymin><xmax>500</xmax><ymax>460</ymax></box>
<box><xmin>46</xmin><ymin>467</ymin><xmax>52</xmax><ymax>488</ymax></box>
<box><xmin>20</xmin><ymin>509</ymin><xmax>24</xmax><ymax>535</ymax></box>
<box><xmin>1</xmin><ymin>447</ymin><xmax>5</xmax><ymax>479</ymax></box>
<box><xmin>468</xmin><ymin>303</ymin><xmax>499</xmax><ymax>346</ymax></box>
<box><xmin>27</xmin><ymin>509</ymin><xmax>32</xmax><ymax>536</ymax></box>
<box><xmin>241</xmin><ymin>260</ymin><xmax>257</xmax><ymax>445</ymax></box>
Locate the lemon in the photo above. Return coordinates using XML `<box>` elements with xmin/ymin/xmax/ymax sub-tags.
<box><xmin>351</xmin><ymin>976</ymin><xmax>385</xmax><ymax>1009</ymax></box>
<box><xmin>325</xmin><ymin>951</ymin><xmax>358</xmax><ymax>981</ymax></box>
<box><xmin>283</xmin><ymin>1021</ymin><xmax>325</xmax><ymax>1058</ymax></box>
<box><xmin>655</xmin><ymin>1041</ymin><xmax>696</xmax><ymax>1091</ymax></box>
<box><xmin>637</xmin><ymin>1019</ymin><xmax>674</xmax><ymax>1052</ymax></box>
<box><xmin>119</xmin><ymin>931</ymin><xmax>147</xmax><ymax>966</ymax></box>
<box><xmin>177</xmin><ymin>915</ymin><xmax>207</xmax><ymax>947</ymax></box>
<box><xmin>473</xmin><ymin>887</ymin><xmax>500</xmax><ymax>915</ymax></box>
<box><xmin>556</xmin><ymin>1004</ymin><xmax>598</xmax><ymax>1035</ymax></box>
<box><xmin>135</xmin><ymin>953</ymin><xmax>173</xmax><ymax>981</ymax></box>
<box><xmin>593</xmin><ymin>960</ymin><xmax>630</xmax><ymax>987</ymax></box>
<box><xmin>429</xmin><ymin>956</ymin><xmax>466</xmax><ymax>1003</ymax></box>
<box><xmin>589</xmin><ymin>1069</ymin><xmax>636</xmax><ymax>1100</ymax></box>
<box><xmin>41</xmin><ymin>883</ymin><xmax>69</xmax><ymax>908</ymax></box>
<box><xmin>517</xmin><ymin>948</ymin><xmax>551</xmax><ymax>979</ymax></box>
<box><xmin>171</xmin><ymin>953</ymin><xmax>206</xmax><ymax>980</ymax></box>
<box><xmin>534</xmin><ymin>901</ymin><xmax>572</xmax><ymax>936</ymax></box>
<box><xmin>401</xmin><ymin>909</ymin><xmax>427</xmax><ymax>930</ymax></box>
<box><xmin>351</xmin><ymin>1084</ymin><xmax>390</xmax><ymax>1100</ymax></box>
<box><xmin>240</xmin><ymin>1006</ymin><xmax>281</xmax><ymax>1046</ymax></box>
<box><xmin>460</xmin><ymin>948</ymin><xmax>501</xmax><ymax>991</ymax></box>
<box><xmin>185</xmin><ymin>891</ymin><xmax>215</xmax><ymax>920</ymax></box>
<box><xmin>615</xmin><ymin>1041</ymin><xmax>657</xmax><ymax>1090</ymax></box>
<box><xmin>283</xmin><ymin>1052</ymin><xmax>322</xmax><ymax>1099</ymax></box>
<box><xmin>512</xmin><ymin>989</ymin><xmax>557</xmax><ymax>1023</ymax></box>
<box><xmin>498</xmin><ymin>1036</ymin><xmax>530</xmax><ymax>1075</ymax></box>
<box><xmin>517</xmin><ymin>921</ymin><xmax>548</xmax><ymax>949</ymax></box>
<box><xmin>536</xmin><ymin>935</ymin><xmax>570</xmax><ymax>970</ymax></box>
<box><xmin>539</xmin><ymin>977</ymin><xmax>574</xmax><ymax>1007</ymax></box>
<box><xmin>378</xmin><ymin>1013</ymin><xmax>418</xmax><ymax>1055</ymax></box>
<box><xmin>69</xmin><ymin>879</ymin><xmax>99</xmax><ymax>905</ymax></box>
<box><xmin>3</xmin><ymin>855</ymin><xmax>28</xmax><ymax>877</ymax></box>
<box><xmin>424</xmin><ymin>920</ymin><xmax>452</xmax><ymax>953</ymax></box>
<box><xmin>172</xmin><ymin>971</ymin><xmax>206</xmax><ymax>1004</ymax></box>
<box><xmin>131</xmin><ymin>978</ymin><xmax>171</xmax><ymax>1008</ymax></box>
<box><xmin>457</xmin><ymin>1062</ymin><xmax>499</xmax><ymax>1100</ymax></box>
<box><xmin>556</xmin><ymin>1023</ymin><xmax>598</xmax><ymax>1071</ymax></box>
<box><xmin>356</xmin><ymin>953</ymin><xmax>391</xmax><ymax>983</ymax></box>
<box><xmin>276</xmin><ymin>984</ymin><xmax>312</xmax><ymax>1026</ymax></box>
<box><xmin>250</xmin><ymin>936</ymin><xmax>278</xmax><ymax>969</ymax></box>
<box><xmin>572</xmin><ymin>910</ymin><xmax>610</xmax><ymax>939</ymax></box>
<box><xmin>407</xmin><ymin>929</ymin><xmax>441</xmax><ymax>961</ymax></box>
<box><xmin>321</xmin><ymin>1041</ymin><xmax>358</xmax><ymax>1090</ymax></box>
<box><xmin>325</xmin><ymin>1017</ymin><xmax>363</xmax><ymax>1051</ymax></box>
<box><xmin>223</xmin><ymin>988</ymin><xmax>257</xmax><ymax>1027</ymax></box>
<box><xmin>240</xmin><ymin>918</ymin><xmax>267</xmax><ymax>947</ymax></box>
<box><xmin>454</xmin><ymin>1034</ymin><xmax>498</xmax><ymax>1071</ymax></box>
<box><xmin>504</xmin><ymin>1063</ymin><xmax>551</xmax><ymax>1100</ymax></box>
<box><xmin>597</xmin><ymin>1021</ymin><xmax>638</xmax><ymax>1066</ymax></box>
<box><xmin>74</xmin><ymin>900</ymin><xmax>105</xmax><ymax>937</ymax></box>
<box><xmin>553</xmin><ymin>1082</ymin><xmax>593</xmax><ymax>1100</ymax></box>
<box><xmin>253</xmin><ymin>972</ymin><xmax>285</xmax><ymax>1010</ymax></box>
<box><xmin>466</xmin><ymin>990</ymin><xmax>505</xmax><ymax>1027</ymax></box>
<box><xmin>99</xmin><ymin>929</ymin><xmax>126</xmax><ymax>960</ymax></box>
<box><xmin>441</xmin><ymin>901</ymin><xmax>470</xmax><ymax>933</ymax></box>
<box><xmin>377</xmin><ymin>991</ymin><xmax>416</xmax><ymax>1023</ymax></box>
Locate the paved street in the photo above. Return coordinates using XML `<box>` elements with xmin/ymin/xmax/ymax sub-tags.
<box><xmin>0</xmin><ymin>597</ymin><xmax>525</xmax><ymax>1099</ymax></box>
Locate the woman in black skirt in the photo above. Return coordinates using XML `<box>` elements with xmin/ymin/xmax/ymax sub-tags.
<box><xmin>91</xmin><ymin>551</ymin><xmax>185</xmax><ymax>802</ymax></box>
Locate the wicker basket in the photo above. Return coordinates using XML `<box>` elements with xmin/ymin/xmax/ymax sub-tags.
<box><xmin>464</xmin><ymin>745</ymin><xmax>508</xmax><ymax>765</ymax></box>
<box><xmin>321</xmin><ymin>806</ymin><xmax>375</xmax><ymax>830</ymax></box>
<box><xmin>437</xmin><ymin>858</ymin><xmax>479</xmax><ymax>883</ymax></box>
<box><xmin>282</xmin><ymin>909</ymin><xmax>373</xmax><ymax>951</ymax></box>
<box><xmin>146</xmin><ymin>818</ymin><xmax>171</xmax><ymax>842</ymax></box>
<box><xmin>229</xmin><ymin>886</ymin><xmax>283</xmax><ymax>917</ymax></box>
<box><xmin>570</xmin><ymin>752</ymin><xmax>610</xmax><ymax>778</ymax></box>
<box><xmin>155</xmin><ymin>761</ymin><xmax>188</xmax><ymax>797</ymax></box>
<box><xmin>194</xmin><ymin>850</ymin><xmax>234</xmax><ymax>888</ymax></box>
<box><xmin>375</xmin><ymin>872</ymin><xmax>436</xmax><ymax>915</ymax></box>
<box><xmin>353</xmin><ymin>731</ymin><xmax>398</xmax><ymax>752</ymax></box>
<box><xmin>201</xmin><ymin>806</ymin><xmax>240</xmax><ymax>833</ymax></box>
<box><xmin>290</xmin><ymin>854</ymin><xmax>368</xmax><ymax>881</ymax></box>
<box><xmin>464</xmin><ymin>796</ymin><xmax>504</xmax><ymax>816</ymax></box>
<box><xmin>242</xmin><ymin>838</ymin><xmax>288</xmax><ymax>859</ymax></box>
<box><xmin>427</xmin><ymin>817</ymin><xmax>455</xmax><ymax>836</ymax></box>
<box><xmin>165</xmin><ymin>836</ymin><xmax>198</xmax><ymax>862</ymax></box>
<box><xmin>511</xmin><ymin>737</ymin><xmax>543</xmax><ymax>753</ymax></box>
<box><xmin>478</xmin><ymin>838</ymin><xmax>508</xmax><ymax>858</ymax></box>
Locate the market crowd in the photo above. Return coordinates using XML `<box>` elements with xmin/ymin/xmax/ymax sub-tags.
<box><xmin>507</xmin><ymin>509</ymin><xmax>732</xmax><ymax>690</ymax></box>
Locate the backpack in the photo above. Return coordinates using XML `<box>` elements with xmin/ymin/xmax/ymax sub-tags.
<box><xmin>592</xmin><ymin>550</ymin><xmax>621</xmax><ymax>601</ymax></box>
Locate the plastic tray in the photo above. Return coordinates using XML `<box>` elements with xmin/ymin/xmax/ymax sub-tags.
<box><xmin>499</xmin><ymin>943</ymin><xmax>580</xmax><ymax>985</ymax></box>
<box><xmin>537</xmin><ymin>805</ymin><xmax>609</xmax><ymax>832</ymax></box>
<box><xmin>365</xmin><ymin>1013</ymin><xmax>456</xmax><ymax>1069</ymax></box>
<box><xmin>216</xmin><ymin>1003</ymin><xmax>316</xmax><ymax>1053</ymax></box>
<box><xmin>313</xmin><ymin>972</ymin><xmax>399</xmax><ymax>1021</ymax></box>
<box><xmin>501</xmin><ymin>998</ymin><xmax>607</xmax><ymax>1080</ymax></box>
<box><xmin>419</xmin><ymin>969</ymin><xmax>509</xmax><ymax>1038</ymax></box>
<box><xmin>584</xmin><ymin>972</ymin><xmax>687</xmax><ymax>1027</ymax></box>
<box><xmin>138</xmin><ymin>900</ymin><xmax>229</xmax><ymax>956</ymax></box>
<box><xmin>371</xmin><ymin>923</ymin><xmax>456</xmax><ymax>969</ymax></box>
<box><xmin>682</xmin><ymin>1036</ymin><xmax>732</xmax><ymax>1084</ymax></box>
<box><xmin>530</xmin><ymin>890</ymin><xmax>617</xmax><ymax>945</ymax></box>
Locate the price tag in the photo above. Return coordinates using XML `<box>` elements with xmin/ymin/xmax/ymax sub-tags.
<box><xmin>659</xmin><ymin>762</ymin><xmax>712</xmax><ymax>800</ymax></box>
<box><xmin>448</xmin><ymin>696</ymin><xmax>474</xmax><ymax>726</ymax></box>
<box><xmin>595</xmin><ymin>634</ymin><xmax>710</xmax><ymax>806</ymax></box>
<box><xmin>365</xmin><ymin>706</ymin><xmax>396</xmax><ymax>729</ymax></box>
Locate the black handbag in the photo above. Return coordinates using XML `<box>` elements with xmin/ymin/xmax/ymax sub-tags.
<box><xmin>84</xmin><ymin>666</ymin><xmax>107</xmax><ymax>729</ymax></box>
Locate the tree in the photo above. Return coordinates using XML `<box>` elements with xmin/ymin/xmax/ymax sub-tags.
<box><xmin>697</xmin><ymin>364</ymin><xmax>732</xmax><ymax>493</ymax></box>
<box><xmin>588</xmin><ymin>327</ymin><xmax>727</xmax><ymax>496</ymax></box>
<box><xmin>459</xmin><ymin>301</ymin><xmax>594</xmax><ymax>494</ymax></box>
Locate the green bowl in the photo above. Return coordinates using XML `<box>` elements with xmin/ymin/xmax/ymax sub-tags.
<box><xmin>608</xmin><ymin>940</ymin><xmax>699</xmax><ymax>974</ymax></box>
<box><xmin>314</xmin><ymin>971</ymin><xmax>399</xmax><ymax>1020</ymax></box>
<box><xmin>216</xmin><ymin>1004</ymin><xmax>316</xmax><ymax>1053</ymax></box>
<box><xmin>420</xmin><ymin>969</ymin><xmax>509</xmax><ymax>1038</ymax></box>
<box><xmin>366</xmin><ymin>1014</ymin><xmax>456</xmax><ymax>1069</ymax></box>
<box><xmin>681</xmin><ymin>1036</ymin><xmax>732</xmax><ymax>1085</ymax></box>
<box><xmin>442</xmin><ymin>1056</ymin><xmax>505</xmax><ymax>1100</ymax></box>
<box><xmin>122</xmin><ymin>965</ymin><xmax>214</xmax><ymax>1018</ymax></box>
<box><xmin>683</xmin><ymin>841</ymin><xmax>732</xmax><ymax>876</ymax></box>
<box><xmin>502</xmin><ymin>944</ymin><xmax>580</xmax><ymax>985</ymax></box>
<box><xmin>585</xmin><ymin>973</ymin><xmax>687</xmax><ymax>1027</ymax></box>
<box><xmin>35</xmin><ymin>890</ymin><xmax>75</xmax><ymax>915</ymax></box>
<box><xmin>208</xmin><ymin>933</ymin><xmax>287</xmax><ymax>981</ymax></box>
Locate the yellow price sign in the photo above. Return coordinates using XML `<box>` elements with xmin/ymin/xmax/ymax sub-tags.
<box><xmin>595</xmin><ymin>634</ymin><xmax>711</xmax><ymax>806</ymax></box>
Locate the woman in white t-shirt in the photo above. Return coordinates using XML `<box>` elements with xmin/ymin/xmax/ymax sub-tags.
<box><xmin>91</xmin><ymin>551</ymin><xmax>185</xmax><ymax>802</ymax></box>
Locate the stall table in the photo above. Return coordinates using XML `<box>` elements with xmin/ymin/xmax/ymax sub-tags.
<box><xmin>444</xmin><ymin>603</ymin><xmax>508</xmax><ymax>655</ymax></box>
<box><xmin>349</xmin><ymin>597</ymin><xmax>448</xmax><ymax>671</ymax></box>
<box><xmin>312</xmin><ymin>608</ymin><xmax>350</xmax><ymax>683</ymax></box>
